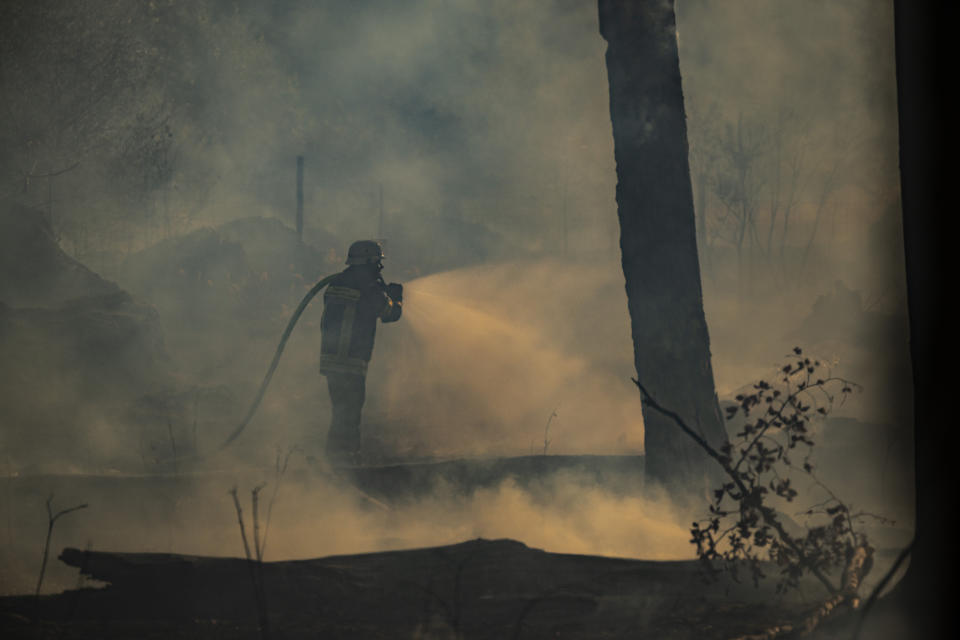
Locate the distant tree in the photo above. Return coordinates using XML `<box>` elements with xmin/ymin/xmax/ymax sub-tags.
<box><xmin>685</xmin><ymin>101</ymin><xmax>858</xmax><ymax>292</ymax></box>
<box><xmin>797</xmin><ymin>119</ymin><xmax>860</xmax><ymax>277</ymax></box>
<box><xmin>768</xmin><ymin>109</ymin><xmax>808</xmax><ymax>281</ymax></box>
<box><xmin>711</xmin><ymin>112</ymin><xmax>769</xmax><ymax>296</ymax></box>
<box><xmin>686</xmin><ymin>100</ymin><xmax>722</xmax><ymax>274</ymax></box>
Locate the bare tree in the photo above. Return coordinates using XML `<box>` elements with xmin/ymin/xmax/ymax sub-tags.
<box><xmin>600</xmin><ymin>0</ymin><xmax>729</xmax><ymax>492</ymax></box>
<box><xmin>761</xmin><ymin>109</ymin><xmax>807</xmax><ymax>280</ymax></box>
<box><xmin>798</xmin><ymin>120</ymin><xmax>861</xmax><ymax>277</ymax></box>
<box><xmin>686</xmin><ymin>100</ymin><xmax>723</xmax><ymax>275</ymax></box>
<box><xmin>685</xmin><ymin>103</ymin><xmax>856</xmax><ymax>292</ymax></box>
<box><xmin>711</xmin><ymin>113</ymin><xmax>769</xmax><ymax>297</ymax></box>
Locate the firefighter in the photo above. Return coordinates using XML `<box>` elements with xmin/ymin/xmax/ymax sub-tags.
<box><xmin>318</xmin><ymin>240</ymin><xmax>402</xmax><ymax>465</ymax></box>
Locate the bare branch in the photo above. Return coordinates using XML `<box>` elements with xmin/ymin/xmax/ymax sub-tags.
<box><xmin>35</xmin><ymin>494</ymin><xmax>88</xmax><ymax>597</ymax></box>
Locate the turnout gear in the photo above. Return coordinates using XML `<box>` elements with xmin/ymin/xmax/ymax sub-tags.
<box><xmin>325</xmin><ymin>373</ymin><xmax>366</xmax><ymax>460</ymax></box>
<box><xmin>318</xmin><ymin>268</ymin><xmax>402</xmax><ymax>375</ymax></box>
<box><xmin>318</xmin><ymin>255</ymin><xmax>403</xmax><ymax>463</ymax></box>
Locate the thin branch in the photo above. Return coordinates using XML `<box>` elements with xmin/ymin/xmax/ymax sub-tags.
<box><xmin>849</xmin><ymin>511</ymin><xmax>896</xmax><ymax>527</ymax></box>
<box><xmin>35</xmin><ymin>495</ymin><xmax>88</xmax><ymax>597</ymax></box>
<box><xmin>260</xmin><ymin>446</ymin><xmax>300</xmax><ymax>560</ymax></box>
<box><xmin>252</xmin><ymin>483</ymin><xmax>266</xmax><ymax>563</ymax></box>
<box><xmin>19</xmin><ymin>161</ymin><xmax>80</xmax><ymax>179</ymax></box>
<box><xmin>229</xmin><ymin>486</ymin><xmax>270</xmax><ymax>640</ymax></box>
<box><xmin>543</xmin><ymin>407</ymin><xmax>558</xmax><ymax>456</ymax></box>
<box><xmin>228</xmin><ymin>487</ymin><xmax>253</xmax><ymax>563</ymax></box>
<box><xmin>633</xmin><ymin>379</ymin><xmax>723</xmax><ymax>463</ymax></box>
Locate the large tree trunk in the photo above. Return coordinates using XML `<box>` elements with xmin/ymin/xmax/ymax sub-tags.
<box><xmin>879</xmin><ymin>1</ymin><xmax>948</xmax><ymax>636</ymax></box>
<box><xmin>598</xmin><ymin>0</ymin><xmax>726</xmax><ymax>493</ymax></box>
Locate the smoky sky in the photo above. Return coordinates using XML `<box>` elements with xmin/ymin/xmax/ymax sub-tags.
<box><xmin>0</xmin><ymin>0</ymin><xmax>915</xmax><ymax>598</ymax></box>
<box><xmin>186</xmin><ymin>0</ymin><xmax>900</xmax><ymax>282</ymax></box>
<box><xmin>0</xmin><ymin>0</ymin><xmax>909</xmax><ymax>461</ymax></box>
<box><xmin>217</xmin><ymin>0</ymin><xmax>620</xmax><ymax>251</ymax></box>
<box><xmin>1</xmin><ymin>0</ymin><xmax>903</xmax><ymax>280</ymax></box>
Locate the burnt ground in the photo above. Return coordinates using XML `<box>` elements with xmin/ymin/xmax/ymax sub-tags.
<box><xmin>0</xmin><ymin>456</ymin><xmax>913</xmax><ymax>639</ymax></box>
<box><xmin>0</xmin><ymin>538</ymin><xmax>883</xmax><ymax>640</ymax></box>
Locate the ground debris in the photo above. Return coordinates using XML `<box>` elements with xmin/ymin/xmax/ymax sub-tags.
<box><xmin>0</xmin><ymin>538</ymin><xmax>831</xmax><ymax>639</ymax></box>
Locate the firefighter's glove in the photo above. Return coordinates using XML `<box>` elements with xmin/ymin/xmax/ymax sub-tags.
<box><xmin>387</xmin><ymin>282</ymin><xmax>403</xmax><ymax>302</ymax></box>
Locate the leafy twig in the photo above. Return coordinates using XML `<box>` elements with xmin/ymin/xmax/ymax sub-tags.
<box><xmin>634</xmin><ymin>348</ymin><xmax>867</xmax><ymax>596</ymax></box>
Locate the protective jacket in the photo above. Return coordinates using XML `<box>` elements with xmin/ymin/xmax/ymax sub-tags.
<box><xmin>318</xmin><ymin>266</ymin><xmax>402</xmax><ymax>376</ymax></box>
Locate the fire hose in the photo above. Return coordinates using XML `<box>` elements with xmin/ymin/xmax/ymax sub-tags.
<box><xmin>218</xmin><ymin>273</ymin><xmax>337</xmax><ymax>450</ymax></box>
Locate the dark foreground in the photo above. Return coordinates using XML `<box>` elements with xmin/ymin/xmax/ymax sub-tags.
<box><xmin>0</xmin><ymin>537</ymin><xmax>909</xmax><ymax>640</ymax></box>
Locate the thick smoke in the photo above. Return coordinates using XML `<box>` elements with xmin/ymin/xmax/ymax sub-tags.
<box><xmin>0</xmin><ymin>0</ymin><xmax>914</xmax><ymax>605</ymax></box>
<box><xmin>0</xmin><ymin>471</ymin><xmax>692</xmax><ymax>596</ymax></box>
<box><xmin>365</xmin><ymin>260</ymin><xmax>641</xmax><ymax>458</ymax></box>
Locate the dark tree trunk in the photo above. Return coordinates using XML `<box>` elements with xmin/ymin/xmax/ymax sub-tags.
<box><xmin>598</xmin><ymin>0</ymin><xmax>726</xmax><ymax>493</ymax></box>
<box><xmin>882</xmin><ymin>1</ymin><xmax>949</xmax><ymax>636</ymax></box>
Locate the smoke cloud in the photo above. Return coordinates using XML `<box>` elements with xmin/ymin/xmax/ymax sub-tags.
<box><xmin>0</xmin><ymin>470</ymin><xmax>691</xmax><ymax>596</ymax></box>
<box><xmin>0</xmin><ymin>0</ymin><xmax>915</xmax><ymax>605</ymax></box>
<box><xmin>365</xmin><ymin>260</ymin><xmax>641</xmax><ymax>458</ymax></box>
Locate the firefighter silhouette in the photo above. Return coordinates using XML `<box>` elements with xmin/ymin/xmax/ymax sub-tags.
<box><xmin>318</xmin><ymin>240</ymin><xmax>402</xmax><ymax>464</ymax></box>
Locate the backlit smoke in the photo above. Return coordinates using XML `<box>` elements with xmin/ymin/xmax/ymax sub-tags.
<box><xmin>365</xmin><ymin>260</ymin><xmax>644</xmax><ymax>458</ymax></box>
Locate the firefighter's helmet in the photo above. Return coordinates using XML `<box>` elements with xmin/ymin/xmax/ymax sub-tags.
<box><xmin>345</xmin><ymin>240</ymin><xmax>384</xmax><ymax>265</ymax></box>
